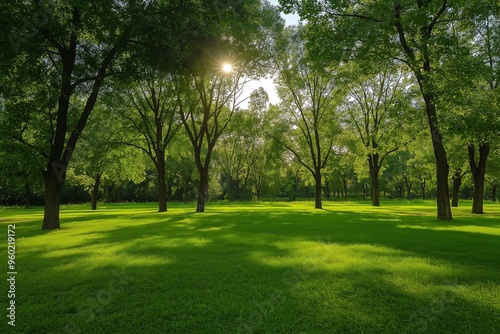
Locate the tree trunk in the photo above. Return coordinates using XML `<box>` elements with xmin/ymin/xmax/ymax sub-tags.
<box><xmin>426</xmin><ymin>102</ymin><xmax>452</xmax><ymax>219</ymax></box>
<box><xmin>395</xmin><ymin>4</ymin><xmax>452</xmax><ymax>219</ymax></box>
<box><xmin>420</xmin><ymin>179</ymin><xmax>426</xmax><ymax>200</ymax></box>
<box><xmin>196</xmin><ymin>168</ymin><xmax>208</xmax><ymax>212</ymax></box>
<box><xmin>368</xmin><ymin>154</ymin><xmax>381</xmax><ymax>206</ymax></box>
<box><xmin>182</xmin><ymin>172</ymin><xmax>193</xmax><ymax>202</ymax></box>
<box><xmin>342</xmin><ymin>175</ymin><xmax>348</xmax><ymax>199</ymax></box>
<box><xmin>314</xmin><ymin>170</ymin><xmax>322</xmax><ymax>209</ymax></box>
<box><xmin>468</xmin><ymin>143</ymin><xmax>490</xmax><ymax>214</ymax></box>
<box><xmin>405</xmin><ymin>176</ymin><xmax>412</xmax><ymax>200</ymax></box>
<box><xmin>42</xmin><ymin>167</ymin><xmax>64</xmax><ymax>230</ymax></box>
<box><xmin>91</xmin><ymin>174</ymin><xmax>101</xmax><ymax>210</ymax></box>
<box><xmin>157</xmin><ymin>150</ymin><xmax>167</xmax><ymax>212</ymax></box>
<box><xmin>451</xmin><ymin>173</ymin><xmax>462</xmax><ymax>208</ymax></box>
<box><xmin>492</xmin><ymin>184</ymin><xmax>497</xmax><ymax>202</ymax></box>
<box><xmin>324</xmin><ymin>181</ymin><xmax>331</xmax><ymax>201</ymax></box>
<box><xmin>228</xmin><ymin>176</ymin><xmax>235</xmax><ymax>201</ymax></box>
<box><xmin>24</xmin><ymin>182</ymin><xmax>31</xmax><ymax>208</ymax></box>
<box><xmin>106</xmin><ymin>184</ymin><xmax>114</xmax><ymax>203</ymax></box>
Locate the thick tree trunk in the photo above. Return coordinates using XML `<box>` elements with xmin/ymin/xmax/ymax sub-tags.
<box><xmin>468</xmin><ymin>143</ymin><xmax>490</xmax><ymax>214</ymax></box>
<box><xmin>314</xmin><ymin>170</ymin><xmax>322</xmax><ymax>209</ymax></box>
<box><xmin>196</xmin><ymin>168</ymin><xmax>208</xmax><ymax>212</ymax></box>
<box><xmin>42</xmin><ymin>167</ymin><xmax>64</xmax><ymax>230</ymax></box>
<box><xmin>395</xmin><ymin>3</ymin><xmax>452</xmax><ymax>219</ymax></box>
<box><xmin>434</xmin><ymin>146</ymin><xmax>452</xmax><ymax>219</ymax></box>
<box><xmin>368</xmin><ymin>154</ymin><xmax>381</xmax><ymax>206</ymax></box>
<box><xmin>157</xmin><ymin>150</ymin><xmax>167</xmax><ymax>212</ymax></box>
<box><xmin>424</xmin><ymin>94</ymin><xmax>452</xmax><ymax>220</ymax></box>
<box><xmin>91</xmin><ymin>174</ymin><xmax>101</xmax><ymax>210</ymax></box>
<box><xmin>451</xmin><ymin>174</ymin><xmax>462</xmax><ymax>208</ymax></box>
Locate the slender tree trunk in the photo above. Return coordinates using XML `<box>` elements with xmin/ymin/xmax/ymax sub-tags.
<box><xmin>42</xmin><ymin>167</ymin><xmax>64</xmax><ymax>230</ymax></box>
<box><xmin>228</xmin><ymin>176</ymin><xmax>235</xmax><ymax>201</ymax></box>
<box><xmin>116</xmin><ymin>185</ymin><xmax>123</xmax><ymax>202</ymax></box>
<box><xmin>181</xmin><ymin>172</ymin><xmax>192</xmax><ymax>202</ymax></box>
<box><xmin>451</xmin><ymin>173</ymin><xmax>462</xmax><ymax>208</ymax></box>
<box><xmin>157</xmin><ymin>150</ymin><xmax>167</xmax><ymax>212</ymax></box>
<box><xmin>492</xmin><ymin>184</ymin><xmax>497</xmax><ymax>202</ymax></box>
<box><xmin>324</xmin><ymin>181</ymin><xmax>331</xmax><ymax>201</ymax></box>
<box><xmin>314</xmin><ymin>170</ymin><xmax>322</xmax><ymax>209</ymax></box>
<box><xmin>368</xmin><ymin>154</ymin><xmax>381</xmax><ymax>206</ymax></box>
<box><xmin>342</xmin><ymin>175</ymin><xmax>348</xmax><ymax>199</ymax></box>
<box><xmin>404</xmin><ymin>176</ymin><xmax>412</xmax><ymax>200</ymax></box>
<box><xmin>468</xmin><ymin>143</ymin><xmax>490</xmax><ymax>214</ymax></box>
<box><xmin>422</xmin><ymin>179</ymin><xmax>426</xmax><ymax>200</ymax></box>
<box><xmin>24</xmin><ymin>182</ymin><xmax>31</xmax><ymax>208</ymax></box>
<box><xmin>106</xmin><ymin>184</ymin><xmax>114</xmax><ymax>203</ymax></box>
<box><xmin>255</xmin><ymin>175</ymin><xmax>262</xmax><ymax>201</ymax></box>
<box><xmin>91</xmin><ymin>174</ymin><xmax>101</xmax><ymax>210</ymax></box>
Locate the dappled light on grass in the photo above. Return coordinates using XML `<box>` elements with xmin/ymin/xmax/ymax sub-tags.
<box><xmin>2</xmin><ymin>201</ymin><xmax>499</xmax><ymax>333</ymax></box>
<box><xmin>398</xmin><ymin>224</ymin><xmax>500</xmax><ymax>236</ymax></box>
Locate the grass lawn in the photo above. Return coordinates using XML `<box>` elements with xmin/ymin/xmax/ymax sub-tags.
<box><xmin>1</xmin><ymin>200</ymin><xmax>499</xmax><ymax>333</ymax></box>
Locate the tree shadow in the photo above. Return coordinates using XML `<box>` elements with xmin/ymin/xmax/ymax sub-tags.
<box><xmin>6</xmin><ymin>205</ymin><xmax>500</xmax><ymax>333</ymax></box>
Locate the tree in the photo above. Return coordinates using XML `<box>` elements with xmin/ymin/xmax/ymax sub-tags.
<box><xmin>117</xmin><ymin>71</ymin><xmax>180</xmax><ymax>212</ymax></box>
<box><xmin>0</xmin><ymin>1</ymin><xmax>164</xmax><ymax>229</ymax></box>
<box><xmin>408</xmin><ymin>135</ymin><xmax>435</xmax><ymax>201</ymax></box>
<box><xmin>279</xmin><ymin>0</ymin><xmax>482</xmax><ymax>219</ymax></box>
<box><xmin>70</xmin><ymin>105</ymin><xmax>146</xmax><ymax>210</ymax></box>
<box><xmin>383</xmin><ymin>150</ymin><xmax>413</xmax><ymax>199</ymax></box>
<box><xmin>486</xmin><ymin>145</ymin><xmax>500</xmax><ymax>202</ymax></box>
<box><xmin>215</xmin><ymin>104</ymin><xmax>265</xmax><ymax>201</ymax></box>
<box><xmin>272</xmin><ymin>26</ymin><xmax>339</xmax><ymax>209</ymax></box>
<box><xmin>445</xmin><ymin>136</ymin><xmax>469</xmax><ymax>207</ymax></box>
<box><xmin>177</xmin><ymin>1</ymin><xmax>282</xmax><ymax>212</ymax></box>
<box><xmin>462</xmin><ymin>5</ymin><xmax>500</xmax><ymax>213</ymax></box>
<box><xmin>177</xmin><ymin>61</ymin><xmax>248</xmax><ymax>211</ymax></box>
<box><xmin>341</xmin><ymin>64</ymin><xmax>421</xmax><ymax>206</ymax></box>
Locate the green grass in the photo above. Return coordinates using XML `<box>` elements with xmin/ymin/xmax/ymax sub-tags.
<box><xmin>1</xmin><ymin>201</ymin><xmax>499</xmax><ymax>333</ymax></box>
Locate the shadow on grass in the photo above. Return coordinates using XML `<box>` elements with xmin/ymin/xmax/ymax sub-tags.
<box><xmin>3</xmin><ymin>204</ymin><xmax>499</xmax><ymax>333</ymax></box>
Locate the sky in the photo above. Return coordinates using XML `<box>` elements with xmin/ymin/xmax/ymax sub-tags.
<box><xmin>240</xmin><ymin>0</ymin><xmax>300</xmax><ymax>107</ymax></box>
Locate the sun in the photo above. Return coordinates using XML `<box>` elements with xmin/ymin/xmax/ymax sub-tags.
<box><xmin>222</xmin><ymin>63</ymin><xmax>233</xmax><ymax>73</ymax></box>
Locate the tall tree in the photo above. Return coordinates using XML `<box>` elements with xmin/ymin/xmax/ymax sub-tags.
<box><xmin>177</xmin><ymin>0</ymin><xmax>282</xmax><ymax>212</ymax></box>
<box><xmin>463</xmin><ymin>4</ymin><xmax>500</xmax><ymax>213</ymax></box>
<box><xmin>342</xmin><ymin>64</ymin><xmax>421</xmax><ymax>206</ymax></box>
<box><xmin>117</xmin><ymin>71</ymin><xmax>180</xmax><ymax>212</ymax></box>
<box><xmin>0</xmin><ymin>1</ymin><xmax>165</xmax><ymax>229</ymax></box>
<box><xmin>273</xmin><ymin>26</ymin><xmax>339</xmax><ymax>209</ymax></box>
<box><xmin>177</xmin><ymin>60</ymin><xmax>248</xmax><ymax>211</ymax></box>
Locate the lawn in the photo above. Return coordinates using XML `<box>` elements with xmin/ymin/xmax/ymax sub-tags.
<box><xmin>1</xmin><ymin>201</ymin><xmax>499</xmax><ymax>333</ymax></box>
